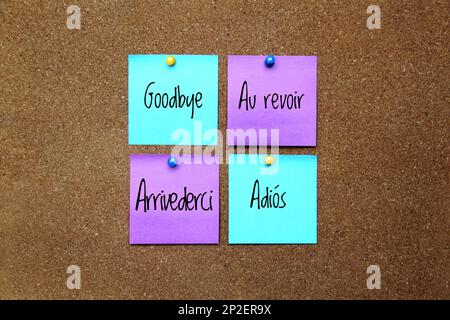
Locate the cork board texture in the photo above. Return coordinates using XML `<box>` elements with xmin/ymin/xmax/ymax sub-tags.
<box><xmin>1</xmin><ymin>0</ymin><xmax>449</xmax><ymax>299</ymax></box>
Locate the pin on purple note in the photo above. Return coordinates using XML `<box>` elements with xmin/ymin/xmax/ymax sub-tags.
<box><xmin>227</xmin><ymin>55</ymin><xmax>317</xmax><ymax>146</ymax></box>
<box><xmin>129</xmin><ymin>154</ymin><xmax>219</xmax><ymax>244</ymax></box>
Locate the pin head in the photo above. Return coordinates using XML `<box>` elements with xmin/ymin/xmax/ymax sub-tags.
<box><xmin>264</xmin><ymin>55</ymin><xmax>275</xmax><ymax>68</ymax></box>
<box><xmin>166</xmin><ymin>55</ymin><xmax>176</xmax><ymax>66</ymax></box>
<box><xmin>168</xmin><ymin>157</ymin><xmax>177</xmax><ymax>168</ymax></box>
<box><xmin>264</xmin><ymin>155</ymin><xmax>275</xmax><ymax>166</ymax></box>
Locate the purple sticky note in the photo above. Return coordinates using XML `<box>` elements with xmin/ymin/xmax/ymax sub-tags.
<box><xmin>227</xmin><ymin>55</ymin><xmax>317</xmax><ymax>146</ymax></box>
<box><xmin>130</xmin><ymin>154</ymin><xmax>219</xmax><ymax>244</ymax></box>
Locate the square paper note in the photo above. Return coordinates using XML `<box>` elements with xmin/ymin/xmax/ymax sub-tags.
<box><xmin>227</xmin><ymin>55</ymin><xmax>317</xmax><ymax>146</ymax></box>
<box><xmin>228</xmin><ymin>154</ymin><xmax>317</xmax><ymax>244</ymax></box>
<box><xmin>129</xmin><ymin>54</ymin><xmax>218</xmax><ymax>145</ymax></box>
<box><xmin>130</xmin><ymin>154</ymin><xmax>219</xmax><ymax>244</ymax></box>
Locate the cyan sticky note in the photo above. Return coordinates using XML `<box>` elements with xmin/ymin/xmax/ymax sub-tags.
<box><xmin>128</xmin><ymin>55</ymin><xmax>218</xmax><ymax>145</ymax></box>
<box><xmin>228</xmin><ymin>154</ymin><xmax>317</xmax><ymax>244</ymax></box>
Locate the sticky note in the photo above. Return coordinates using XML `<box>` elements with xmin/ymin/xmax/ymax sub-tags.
<box><xmin>227</xmin><ymin>55</ymin><xmax>317</xmax><ymax>146</ymax></box>
<box><xmin>128</xmin><ymin>55</ymin><xmax>218</xmax><ymax>145</ymax></box>
<box><xmin>130</xmin><ymin>154</ymin><xmax>219</xmax><ymax>244</ymax></box>
<box><xmin>228</xmin><ymin>154</ymin><xmax>317</xmax><ymax>244</ymax></box>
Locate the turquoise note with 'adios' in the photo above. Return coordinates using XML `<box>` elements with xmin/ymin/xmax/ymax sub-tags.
<box><xmin>228</xmin><ymin>154</ymin><xmax>317</xmax><ymax>244</ymax></box>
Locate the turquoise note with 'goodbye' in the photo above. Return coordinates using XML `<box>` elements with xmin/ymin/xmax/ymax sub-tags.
<box><xmin>128</xmin><ymin>55</ymin><xmax>218</xmax><ymax>145</ymax></box>
<box><xmin>228</xmin><ymin>154</ymin><xmax>317</xmax><ymax>244</ymax></box>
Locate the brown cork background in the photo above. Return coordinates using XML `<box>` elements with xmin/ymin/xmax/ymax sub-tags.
<box><xmin>1</xmin><ymin>0</ymin><xmax>449</xmax><ymax>300</ymax></box>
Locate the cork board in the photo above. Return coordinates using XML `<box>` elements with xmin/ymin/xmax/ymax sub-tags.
<box><xmin>1</xmin><ymin>0</ymin><xmax>448</xmax><ymax>299</ymax></box>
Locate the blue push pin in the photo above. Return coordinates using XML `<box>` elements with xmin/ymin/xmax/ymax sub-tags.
<box><xmin>264</xmin><ymin>55</ymin><xmax>275</xmax><ymax>68</ymax></box>
<box><xmin>167</xmin><ymin>157</ymin><xmax>177</xmax><ymax>168</ymax></box>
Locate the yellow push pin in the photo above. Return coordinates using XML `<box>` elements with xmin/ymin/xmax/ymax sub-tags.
<box><xmin>264</xmin><ymin>155</ymin><xmax>275</xmax><ymax>166</ymax></box>
<box><xmin>166</xmin><ymin>55</ymin><xmax>176</xmax><ymax>66</ymax></box>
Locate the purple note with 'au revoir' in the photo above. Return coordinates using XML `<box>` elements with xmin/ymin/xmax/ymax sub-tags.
<box><xmin>130</xmin><ymin>154</ymin><xmax>219</xmax><ymax>244</ymax></box>
<box><xmin>227</xmin><ymin>55</ymin><xmax>317</xmax><ymax>146</ymax></box>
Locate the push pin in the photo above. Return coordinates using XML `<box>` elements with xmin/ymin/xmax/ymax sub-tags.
<box><xmin>166</xmin><ymin>55</ymin><xmax>176</xmax><ymax>67</ymax></box>
<box><xmin>167</xmin><ymin>157</ymin><xmax>177</xmax><ymax>168</ymax></box>
<box><xmin>264</xmin><ymin>155</ymin><xmax>275</xmax><ymax>166</ymax></box>
<box><xmin>264</xmin><ymin>55</ymin><xmax>275</xmax><ymax>68</ymax></box>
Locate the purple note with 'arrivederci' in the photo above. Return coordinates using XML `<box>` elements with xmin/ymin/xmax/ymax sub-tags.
<box><xmin>130</xmin><ymin>154</ymin><xmax>219</xmax><ymax>244</ymax></box>
<box><xmin>227</xmin><ymin>55</ymin><xmax>317</xmax><ymax>146</ymax></box>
